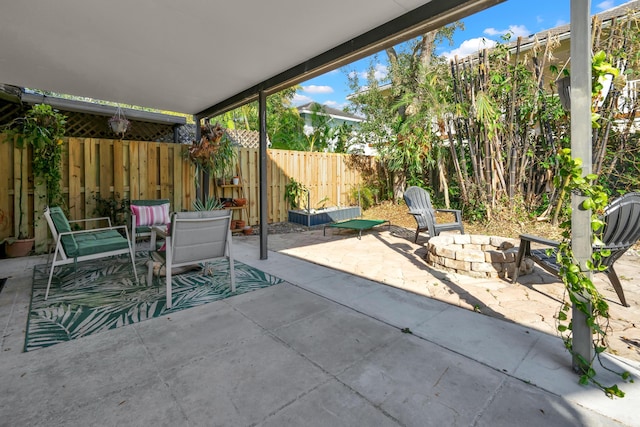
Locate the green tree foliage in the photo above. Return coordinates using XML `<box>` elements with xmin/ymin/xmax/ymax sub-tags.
<box><xmin>347</xmin><ymin>24</ymin><xmax>462</xmax><ymax>201</ymax></box>
<box><xmin>210</xmin><ymin>87</ymin><xmax>309</xmax><ymax>151</ymax></box>
<box><xmin>350</xmin><ymin>10</ymin><xmax>640</xmax><ymax>223</ymax></box>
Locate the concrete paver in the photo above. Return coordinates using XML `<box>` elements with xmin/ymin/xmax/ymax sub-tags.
<box><xmin>1</xmin><ymin>230</ymin><xmax>639</xmax><ymax>426</ymax></box>
<box><xmin>263</xmin><ymin>227</ymin><xmax>640</xmax><ymax>361</ymax></box>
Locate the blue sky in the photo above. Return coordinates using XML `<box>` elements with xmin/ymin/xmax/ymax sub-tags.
<box><xmin>292</xmin><ymin>0</ymin><xmax>626</xmax><ymax>110</ymax></box>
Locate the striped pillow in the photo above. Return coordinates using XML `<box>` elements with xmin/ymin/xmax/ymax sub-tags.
<box><xmin>131</xmin><ymin>203</ymin><xmax>170</xmax><ymax>227</ymax></box>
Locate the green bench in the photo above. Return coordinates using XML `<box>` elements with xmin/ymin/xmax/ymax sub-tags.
<box><xmin>323</xmin><ymin>219</ymin><xmax>390</xmax><ymax>240</ymax></box>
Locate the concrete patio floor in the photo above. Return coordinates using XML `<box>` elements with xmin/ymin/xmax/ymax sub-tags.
<box><xmin>1</xmin><ymin>228</ymin><xmax>640</xmax><ymax>426</ymax></box>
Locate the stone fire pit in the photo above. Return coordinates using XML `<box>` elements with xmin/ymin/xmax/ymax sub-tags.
<box><xmin>425</xmin><ymin>234</ymin><xmax>534</xmax><ymax>279</ymax></box>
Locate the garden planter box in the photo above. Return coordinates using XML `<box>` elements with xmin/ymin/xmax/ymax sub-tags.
<box><xmin>288</xmin><ymin>206</ymin><xmax>361</xmax><ymax>227</ymax></box>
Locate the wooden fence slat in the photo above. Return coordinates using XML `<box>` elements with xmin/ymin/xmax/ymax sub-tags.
<box><xmin>99</xmin><ymin>140</ymin><xmax>112</xmax><ymax>199</ymax></box>
<box><xmin>138</xmin><ymin>142</ymin><xmax>148</xmax><ymax>199</ymax></box>
<box><xmin>68</xmin><ymin>138</ymin><xmax>82</xmax><ymax>219</ymax></box>
<box><xmin>129</xmin><ymin>141</ymin><xmax>140</xmax><ymax>200</ymax></box>
<box><xmin>84</xmin><ymin>138</ymin><xmax>97</xmax><ymax>219</ymax></box>
<box><xmin>159</xmin><ymin>143</ymin><xmax>170</xmax><ymax>199</ymax></box>
<box><xmin>113</xmin><ymin>140</ymin><xmax>125</xmax><ymax>200</ymax></box>
<box><xmin>1</xmin><ymin>135</ymin><xmax>372</xmax><ymax>252</ymax></box>
<box><xmin>172</xmin><ymin>145</ymin><xmax>183</xmax><ymax>211</ymax></box>
<box><xmin>0</xmin><ymin>135</ymin><xmax>11</xmax><ymax>239</ymax></box>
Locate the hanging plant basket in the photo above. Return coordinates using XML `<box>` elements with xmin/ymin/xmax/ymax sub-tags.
<box><xmin>109</xmin><ymin>118</ymin><xmax>129</xmax><ymax>134</ymax></box>
<box><xmin>108</xmin><ymin>106</ymin><xmax>130</xmax><ymax>138</ymax></box>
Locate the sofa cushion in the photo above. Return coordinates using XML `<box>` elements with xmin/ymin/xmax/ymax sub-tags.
<box><xmin>73</xmin><ymin>230</ymin><xmax>130</xmax><ymax>257</ymax></box>
<box><xmin>49</xmin><ymin>206</ymin><xmax>78</xmax><ymax>255</ymax></box>
<box><xmin>130</xmin><ymin>203</ymin><xmax>170</xmax><ymax>227</ymax></box>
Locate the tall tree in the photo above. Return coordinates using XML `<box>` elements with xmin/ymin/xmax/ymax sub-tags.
<box><xmin>348</xmin><ymin>23</ymin><xmax>462</xmax><ymax>200</ymax></box>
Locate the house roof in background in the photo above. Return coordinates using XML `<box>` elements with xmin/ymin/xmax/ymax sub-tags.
<box><xmin>0</xmin><ymin>0</ymin><xmax>503</xmax><ymax>117</ymax></box>
<box><xmin>513</xmin><ymin>0</ymin><xmax>640</xmax><ymax>48</ymax></box>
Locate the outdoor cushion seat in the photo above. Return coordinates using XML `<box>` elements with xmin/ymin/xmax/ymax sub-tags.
<box><xmin>513</xmin><ymin>192</ymin><xmax>640</xmax><ymax>307</ymax></box>
<box><xmin>129</xmin><ymin>199</ymin><xmax>170</xmax><ymax>253</ymax></box>
<box><xmin>44</xmin><ymin>206</ymin><xmax>138</xmax><ymax>300</ymax></box>
<box><xmin>70</xmin><ymin>230</ymin><xmax>131</xmax><ymax>257</ymax></box>
<box><xmin>403</xmin><ymin>186</ymin><xmax>464</xmax><ymax>242</ymax></box>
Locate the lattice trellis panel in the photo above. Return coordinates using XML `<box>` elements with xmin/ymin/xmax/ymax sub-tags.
<box><xmin>0</xmin><ymin>100</ymin><xmax>24</xmax><ymax>126</ymax></box>
<box><xmin>64</xmin><ymin>111</ymin><xmax>175</xmax><ymax>141</ymax></box>
<box><xmin>0</xmin><ymin>103</ymin><xmax>178</xmax><ymax>142</ymax></box>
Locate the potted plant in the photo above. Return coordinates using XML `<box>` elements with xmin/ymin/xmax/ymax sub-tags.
<box><xmin>186</xmin><ymin>122</ymin><xmax>237</xmax><ymax>186</ymax></box>
<box><xmin>108</xmin><ymin>106</ymin><xmax>130</xmax><ymax>138</ymax></box>
<box><xmin>1</xmin><ymin>104</ymin><xmax>67</xmax><ymax>256</ymax></box>
<box><xmin>192</xmin><ymin>197</ymin><xmax>224</xmax><ymax>211</ymax></box>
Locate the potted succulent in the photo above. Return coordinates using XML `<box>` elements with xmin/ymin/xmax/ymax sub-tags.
<box><xmin>1</xmin><ymin>104</ymin><xmax>66</xmax><ymax>256</ymax></box>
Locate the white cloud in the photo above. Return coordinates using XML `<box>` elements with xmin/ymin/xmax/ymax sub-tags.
<box><xmin>483</xmin><ymin>24</ymin><xmax>530</xmax><ymax>38</ymax></box>
<box><xmin>292</xmin><ymin>93</ymin><xmax>313</xmax><ymax>106</ymax></box>
<box><xmin>597</xmin><ymin>0</ymin><xmax>614</xmax><ymax>10</ymax></box>
<box><xmin>441</xmin><ymin>37</ymin><xmax>497</xmax><ymax>60</ymax></box>
<box><xmin>353</xmin><ymin>63</ymin><xmax>389</xmax><ymax>81</ymax></box>
<box><xmin>302</xmin><ymin>85</ymin><xmax>334</xmax><ymax>94</ymax></box>
<box><xmin>372</xmin><ymin>63</ymin><xmax>388</xmax><ymax>80</ymax></box>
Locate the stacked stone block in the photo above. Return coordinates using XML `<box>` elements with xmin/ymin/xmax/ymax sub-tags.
<box><xmin>425</xmin><ymin>234</ymin><xmax>534</xmax><ymax>279</ymax></box>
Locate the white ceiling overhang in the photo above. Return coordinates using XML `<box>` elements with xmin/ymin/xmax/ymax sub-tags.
<box><xmin>0</xmin><ymin>0</ymin><xmax>503</xmax><ymax>118</ymax></box>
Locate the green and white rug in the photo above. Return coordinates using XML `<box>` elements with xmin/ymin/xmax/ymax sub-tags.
<box><xmin>25</xmin><ymin>254</ymin><xmax>284</xmax><ymax>352</ymax></box>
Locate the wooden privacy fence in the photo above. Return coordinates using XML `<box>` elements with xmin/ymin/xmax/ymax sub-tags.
<box><xmin>0</xmin><ymin>135</ymin><xmax>373</xmax><ymax>253</ymax></box>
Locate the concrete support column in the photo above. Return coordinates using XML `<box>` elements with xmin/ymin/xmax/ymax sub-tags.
<box><xmin>570</xmin><ymin>0</ymin><xmax>594</xmax><ymax>372</ymax></box>
<box><xmin>258</xmin><ymin>89</ymin><xmax>268</xmax><ymax>260</ymax></box>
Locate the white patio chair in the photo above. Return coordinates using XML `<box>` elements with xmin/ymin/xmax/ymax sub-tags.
<box><xmin>146</xmin><ymin>210</ymin><xmax>235</xmax><ymax>309</ymax></box>
<box><xmin>43</xmin><ymin>206</ymin><xmax>138</xmax><ymax>300</ymax></box>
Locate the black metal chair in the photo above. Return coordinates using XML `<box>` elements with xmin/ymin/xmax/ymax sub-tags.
<box><xmin>514</xmin><ymin>192</ymin><xmax>640</xmax><ymax>307</ymax></box>
<box><xmin>403</xmin><ymin>186</ymin><xmax>464</xmax><ymax>243</ymax></box>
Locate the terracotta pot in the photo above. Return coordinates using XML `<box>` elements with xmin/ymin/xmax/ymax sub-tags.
<box><xmin>243</xmin><ymin>226</ymin><xmax>253</xmax><ymax>235</ymax></box>
<box><xmin>5</xmin><ymin>238</ymin><xmax>35</xmax><ymax>258</ymax></box>
<box><xmin>230</xmin><ymin>220</ymin><xmax>238</xmax><ymax>230</ymax></box>
<box><xmin>235</xmin><ymin>220</ymin><xmax>246</xmax><ymax>229</ymax></box>
<box><xmin>233</xmin><ymin>198</ymin><xmax>247</xmax><ymax>206</ymax></box>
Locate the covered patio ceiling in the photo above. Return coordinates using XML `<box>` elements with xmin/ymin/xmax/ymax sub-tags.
<box><xmin>1</xmin><ymin>0</ymin><xmax>503</xmax><ymax>118</ymax></box>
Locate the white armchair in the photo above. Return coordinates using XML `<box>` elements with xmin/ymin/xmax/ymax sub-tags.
<box><xmin>146</xmin><ymin>210</ymin><xmax>234</xmax><ymax>309</ymax></box>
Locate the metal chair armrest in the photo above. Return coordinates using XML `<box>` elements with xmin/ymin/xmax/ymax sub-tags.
<box><xmin>58</xmin><ymin>225</ymin><xmax>126</xmax><ymax>237</ymax></box>
<box><xmin>519</xmin><ymin>233</ymin><xmax>559</xmax><ymax>248</ymax></box>
<box><xmin>68</xmin><ymin>216</ymin><xmax>113</xmax><ymax>228</ymax></box>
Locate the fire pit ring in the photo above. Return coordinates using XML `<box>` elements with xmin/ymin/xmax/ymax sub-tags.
<box><xmin>425</xmin><ymin>234</ymin><xmax>534</xmax><ymax>279</ymax></box>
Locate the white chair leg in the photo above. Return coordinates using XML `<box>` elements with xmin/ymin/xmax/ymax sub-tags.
<box><xmin>146</xmin><ymin>260</ymin><xmax>154</xmax><ymax>287</ymax></box>
<box><xmin>131</xmin><ymin>216</ymin><xmax>137</xmax><ymax>253</ymax></box>
<box><xmin>227</xmin><ymin>240</ymin><xmax>235</xmax><ymax>293</ymax></box>
<box><xmin>129</xmin><ymin>246</ymin><xmax>139</xmax><ymax>284</ymax></box>
<box><xmin>45</xmin><ymin>244</ymin><xmax>63</xmax><ymax>300</ymax></box>
<box><xmin>165</xmin><ymin>239</ymin><xmax>172</xmax><ymax>309</ymax></box>
<box><xmin>45</xmin><ymin>261</ymin><xmax>56</xmax><ymax>301</ymax></box>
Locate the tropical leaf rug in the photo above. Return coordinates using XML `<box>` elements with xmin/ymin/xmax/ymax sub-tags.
<box><xmin>25</xmin><ymin>254</ymin><xmax>284</xmax><ymax>352</ymax></box>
